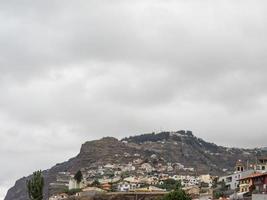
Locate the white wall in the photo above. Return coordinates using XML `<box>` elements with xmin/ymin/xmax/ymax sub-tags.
<box><xmin>252</xmin><ymin>194</ymin><xmax>267</xmax><ymax>200</ymax></box>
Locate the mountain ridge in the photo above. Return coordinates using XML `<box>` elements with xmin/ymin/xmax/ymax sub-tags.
<box><xmin>4</xmin><ymin>130</ymin><xmax>267</xmax><ymax>200</ymax></box>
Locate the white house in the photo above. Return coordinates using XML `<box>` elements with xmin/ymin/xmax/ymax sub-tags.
<box><xmin>68</xmin><ymin>177</ymin><xmax>85</xmax><ymax>190</ymax></box>
<box><xmin>117</xmin><ymin>181</ymin><xmax>140</xmax><ymax>192</ymax></box>
<box><xmin>133</xmin><ymin>159</ymin><xmax>143</xmax><ymax>165</ymax></box>
<box><xmin>151</xmin><ymin>154</ymin><xmax>157</xmax><ymax>159</ymax></box>
<box><xmin>199</xmin><ymin>174</ymin><xmax>213</xmax><ymax>187</ymax></box>
<box><xmin>255</xmin><ymin>157</ymin><xmax>267</xmax><ymax>172</ymax></box>
<box><xmin>140</xmin><ymin>176</ymin><xmax>159</xmax><ymax>185</ymax></box>
<box><xmin>104</xmin><ymin>164</ymin><xmax>115</xmax><ymax>169</ymax></box>
<box><xmin>124</xmin><ymin>176</ymin><xmax>140</xmax><ymax>183</ymax></box>
<box><xmin>140</xmin><ymin>163</ymin><xmax>154</xmax><ymax>173</ymax></box>
<box><xmin>167</xmin><ymin>165</ymin><xmax>174</xmax><ymax>172</ymax></box>
<box><xmin>49</xmin><ymin>193</ymin><xmax>68</xmax><ymax>200</ymax></box>
<box><xmin>219</xmin><ymin>169</ymin><xmax>255</xmax><ymax>190</ymax></box>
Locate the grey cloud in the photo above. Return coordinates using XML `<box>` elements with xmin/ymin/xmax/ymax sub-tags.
<box><xmin>1</xmin><ymin>0</ymin><xmax>267</xmax><ymax>198</ymax></box>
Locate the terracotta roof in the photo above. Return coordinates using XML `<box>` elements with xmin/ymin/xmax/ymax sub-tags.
<box><xmin>239</xmin><ymin>172</ymin><xmax>267</xmax><ymax>180</ymax></box>
<box><xmin>258</xmin><ymin>156</ymin><xmax>267</xmax><ymax>160</ymax></box>
<box><xmin>101</xmin><ymin>183</ymin><xmax>111</xmax><ymax>186</ymax></box>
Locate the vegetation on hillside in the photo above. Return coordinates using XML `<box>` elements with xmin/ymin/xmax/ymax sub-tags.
<box><xmin>122</xmin><ymin>132</ymin><xmax>171</xmax><ymax>143</ymax></box>
<box><xmin>157</xmin><ymin>179</ymin><xmax>182</xmax><ymax>191</ymax></box>
<box><xmin>27</xmin><ymin>170</ymin><xmax>44</xmax><ymax>200</ymax></box>
<box><xmin>64</xmin><ymin>188</ymin><xmax>82</xmax><ymax>195</ymax></box>
<box><xmin>74</xmin><ymin>170</ymin><xmax>83</xmax><ymax>184</ymax></box>
<box><xmin>161</xmin><ymin>182</ymin><xmax>191</xmax><ymax>200</ymax></box>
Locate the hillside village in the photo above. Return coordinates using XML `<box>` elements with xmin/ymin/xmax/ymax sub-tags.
<box><xmin>5</xmin><ymin>131</ymin><xmax>267</xmax><ymax>200</ymax></box>
<box><xmin>49</xmin><ymin>153</ymin><xmax>267</xmax><ymax>200</ymax></box>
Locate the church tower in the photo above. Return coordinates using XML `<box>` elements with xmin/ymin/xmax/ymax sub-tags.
<box><xmin>235</xmin><ymin>159</ymin><xmax>245</xmax><ymax>172</ymax></box>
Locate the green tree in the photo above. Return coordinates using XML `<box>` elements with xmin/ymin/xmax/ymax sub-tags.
<box><xmin>158</xmin><ymin>179</ymin><xmax>182</xmax><ymax>191</ymax></box>
<box><xmin>27</xmin><ymin>170</ymin><xmax>44</xmax><ymax>200</ymax></box>
<box><xmin>120</xmin><ymin>171</ymin><xmax>130</xmax><ymax>179</ymax></box>
<box><xmin>91</xmin><ymin>179</ymin><xmax>101</xmax><ymax>187</ymax></box>
<box><xmin>175</xmin><ymin>180</ymin><xmax>182</xmax><ymax>190</ymax></box>
<box><xmin>212</xmin><ymin>181</ymin><xmax>228</xmax><ymax>199</ymax></box>
<box><xmin>105</xmin><ymin>170</ymin><xmax>115</xmax><ymax>178</ymax></box>
<box><xmin>74</xmin><ymin>170</ymin><xmax>83</xmax><ymax>184</ymax></box>
<box><xmin>161</xmin><ymin>182</ymin><xmax>190</xmax><ymax>200</ymax></box>
<box><xmin>213</xmin><ymin>191</ymin><xmax>224</xmax><ymax>199</ymax></box>
<box><xmin>162</xmin><ymin>188</ymin><xmax>191</xmax><ymax>200</ymax></box>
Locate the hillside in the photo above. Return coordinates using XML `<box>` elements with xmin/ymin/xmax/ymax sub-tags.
<box><xmin>4</xmin><ymin>130</ymin><xmax>266</xmax><ymax>200</ymax></box>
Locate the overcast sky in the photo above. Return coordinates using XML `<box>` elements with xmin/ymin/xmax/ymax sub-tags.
<box><xmin>1</xmin><ymin>0</ymin><xmax>267</xmax><ymax>199</ymax></box>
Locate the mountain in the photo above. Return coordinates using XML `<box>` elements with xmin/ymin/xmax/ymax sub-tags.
<box><xmin>4</xmin><ymin>130</ymin><xmax>266</xmax><ymax>200</ymax></box>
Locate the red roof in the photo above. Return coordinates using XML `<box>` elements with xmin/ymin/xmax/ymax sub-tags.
<box><xmin>101</xmin><ymin>183</ymin><xmax>111</xmax><ymax>186</ymax></box>
<box><xmin>258</xmin><ymin>156</ymin><xmax>267</xmax><ymax>160</ymax></box>
<box><xmin>239</xmin><ymin>172</ymin><xmax>267</xmax><ymax>181</ymax></box>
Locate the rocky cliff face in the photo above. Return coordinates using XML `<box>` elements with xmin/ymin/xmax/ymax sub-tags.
<box><xmin>4</xmin><ymin>131</ymin><xmax>266</xmax><ymax>200</ymax></box>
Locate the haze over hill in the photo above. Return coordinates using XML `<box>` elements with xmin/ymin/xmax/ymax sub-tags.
<box><xmin>4</xmin><ymin>131</ymin><xmax>267</xmax><ymax>200</ymax></box>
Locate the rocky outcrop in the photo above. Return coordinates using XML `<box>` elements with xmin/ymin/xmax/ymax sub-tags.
<box><xmin>4</xmin><ymin>131</ymin><xmax>267</xmax><ymax>200</ymax></box>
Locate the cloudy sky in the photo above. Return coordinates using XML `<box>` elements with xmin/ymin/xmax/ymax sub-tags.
<box><xmin>1</xmin><ymin>0</ymin><xmax>267</xmax><ymax>198</ymax></box>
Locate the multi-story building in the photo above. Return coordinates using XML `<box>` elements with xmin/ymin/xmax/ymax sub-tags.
<box><xmin>253</xmin><ymin>173</ymin><xmax>267</xmax><ymax>193</ymax></box>
<box><xmin>219</xmin><ymin>160</ymin><xmax>254</xmax><ymax>190</ymax></box>
<box><xmin>239</xmin><ymin>172</ymin><xmax>267</xmax><ymax>193</ymax></box>
<box><xmin>255</xmin><ymin>156</ymin><xmax>267</xmax><ymax>172</ymax></box>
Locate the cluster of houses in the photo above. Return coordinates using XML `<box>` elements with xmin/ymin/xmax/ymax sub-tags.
<box><xmin>218</xmin><ymin>156</ymin><xmax>267</xmax><ymax>200</ymax></box>
<box><xmin>49</xmin><ymin>156</ymin><xmax>267</xmax><ymax>200</ymax></box>
<box><xmin>49</xmin><ymin>172</ymin><xmax>208</xmax><ymax>200</ymax></box>
<box><xmin>48</xmin><ymin>155</ymin><xmax>212</xmax><ymax>200</ymax></box>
